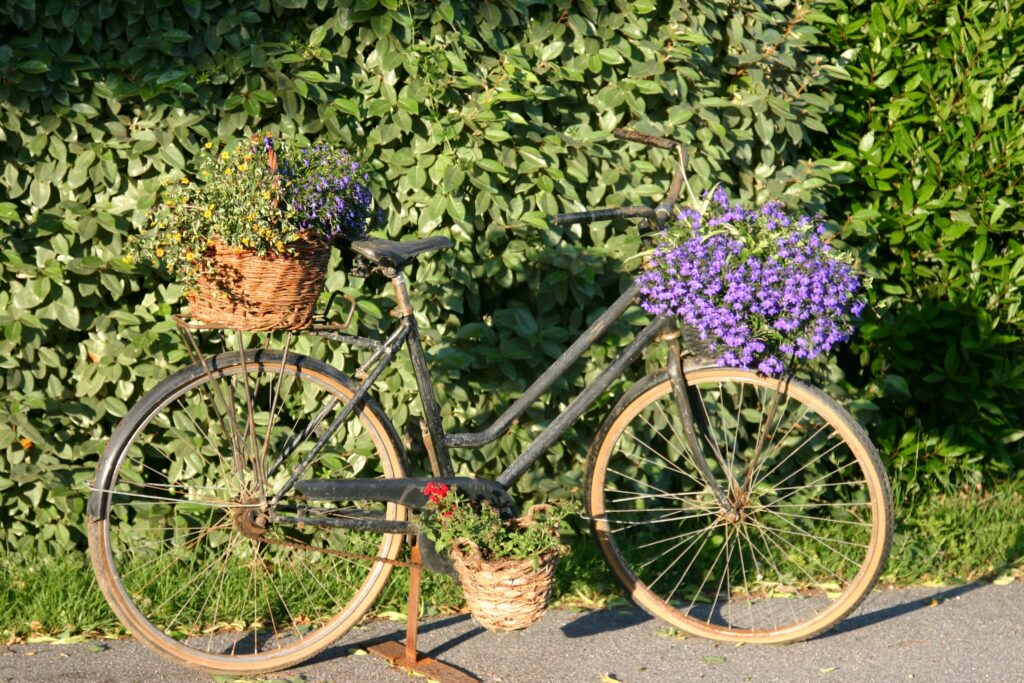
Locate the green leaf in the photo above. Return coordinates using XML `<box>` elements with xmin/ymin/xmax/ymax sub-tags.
<box><xmin>475</xmin><ymin>158</ymin><xmax>506</xmax><ymax>174</ymax></box>
<box><xmin>0</xmin><ymin>202</ymin><xmax>19</xmax><ymax>223</ymax></box>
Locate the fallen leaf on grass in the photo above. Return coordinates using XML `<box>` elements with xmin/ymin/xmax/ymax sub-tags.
<box><xmin>702</xmin><ymin>655</ymin><xmax>727</xmax><ymax>665</ymax></box>
<box><xmin>26</xmin><ymin>634</ymin><xmax>88</xmax><ymax>645</ymax></box>
<box><xmin>377</xmin><ymin>610</ymin><xmax>407</xmax><ymax>622</ymax></box>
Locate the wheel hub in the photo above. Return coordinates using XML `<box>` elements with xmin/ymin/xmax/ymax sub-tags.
<box><xmin>232</xmin><ymin>500</ymin><xmax>270</xmax><ymax>540</ymax></box>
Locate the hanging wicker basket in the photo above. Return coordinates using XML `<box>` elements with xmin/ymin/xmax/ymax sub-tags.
<box><xmin>449</xmin><ymin>505</ymin><xmax>563</xmax><ymax>632</ymax></box>
<box><xmin>185</xmin><ymin>235</ymin><xmax>330</xmax><ymax>331</ymax></box>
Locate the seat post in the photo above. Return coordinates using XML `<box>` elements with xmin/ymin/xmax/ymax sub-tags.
<box><xmin>390</xmin><ymin>272</ymin><xmax>414</xmax><ymax>318</ymax></box>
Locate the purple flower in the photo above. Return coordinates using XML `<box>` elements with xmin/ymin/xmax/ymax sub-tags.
<box><xmin>638</xmin><ymin>190</ymin><xmax>864</xmax><ymax>375</ymax></box>
<box><xmin>278</xmin><ymin>143</ymin><xmax>381</xmax><ymax>239</ymax></box>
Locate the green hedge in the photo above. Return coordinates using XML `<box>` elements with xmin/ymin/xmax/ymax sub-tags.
<box><xmin>2</xmin><ymin>0</ymin><xmax>847</xmax><ymax>557</ymax></box>
<box><xmin>0</xmin><ymin>0</ymin><xmax>846</xmax><ymax>556</ymax></box>
<box><xmin>817</xmin><ymin>0</ymin><xmax>1024</xmax><ymax>496</ymax></box>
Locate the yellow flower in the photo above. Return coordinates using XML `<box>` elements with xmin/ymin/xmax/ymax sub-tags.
<box><xmin>262</xmin><ymin>190</ymin><xmax>271</xmax><ymax>200</ymax></box>
<box><xmin>155</xmin><ymin>247</ymin><xmax>165</xmax><ymax>257</ymax></box>
<box><xmin>179</xmin><ymin>177</ymin><xmax>190</xmax><ymax>185</ymax></box>
<box><xmin>220</xmin><ymin>151</ymin><xmax>230</xmax><ymax>159</ymax></box>
<box><xmin>122</xmin><ymin>255</ymin><xmax>133</xmax><ymax>264</ymax></box>
<box><xmin>165</xmin><ymin>200</ymin><xmax>175</xmax><ymax>207</ymax></box>
<box><xmin>203</xmin><ymin>209</ymin><xmax>213</xmax><ymax>218</ymax></box>
<box><xmin>275</xmin><ymin>241</ymin><xmax>284</xmax><ymax>251</ymax></box>
<box><xmin>184</xmin><ymin>251</ymin><xmax>196</xmax><ymax>260</ymax></box>
<box><xmin>237</xmin><ymin>164</ymin><xmax>247</xmax><ymax>172</ymax></box>
<box><xmin>172</xmin><ymin>232</ymin><xmax>182</xmax><ymax>242</ymax></box>
<box><xmin>225</xmin><ymin>168</ymin><xmax>233</xmax><ymax>176</ymax></box>
<box><xmin>204</xmin><ymin>142</ymin><xmax>213</xmax><ymax>149</ymax></box>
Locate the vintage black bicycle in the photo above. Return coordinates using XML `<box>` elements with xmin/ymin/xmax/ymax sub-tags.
<box><xmin>87</xmin><ymin>129</ymin><xmax>893</xmax><ymax>674</ymax></box>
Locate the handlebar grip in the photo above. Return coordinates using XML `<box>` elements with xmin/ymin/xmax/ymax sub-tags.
<box><xmin>613</xmin><ymin>128</ymin><xmax>678</xmax><ymax>150</ymax></box>
<box><xmin>553</xmin><ymin>206</ymin><xmax>657</xmax><ymax>226</ymax></box>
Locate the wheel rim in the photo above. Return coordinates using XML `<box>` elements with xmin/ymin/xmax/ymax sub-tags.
<box><xmin>90</xmin><ymin>357</ymin><xmax>404</xmax><ymax>671</ymax></box>
<box><xmin>590</xmin><ymin>369</ymin><xmax>889</xmax><ymax>642</ymax></box>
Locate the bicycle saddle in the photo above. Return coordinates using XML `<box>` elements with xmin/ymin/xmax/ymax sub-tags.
<box><xmin>347</xmin><ymin>236</ymin><xmax>453</xmax><ymax>270</ymax></box>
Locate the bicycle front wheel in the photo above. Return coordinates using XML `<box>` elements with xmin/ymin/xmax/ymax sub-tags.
<box><xmin>88</xmin><ymin>350</ymin><xmax>407</xmax><ymax>674</ymax></box>
<box><xmin>586</xmin><ymin>367</ymin><xmax>892</xmax><ymax>643</ymax></box>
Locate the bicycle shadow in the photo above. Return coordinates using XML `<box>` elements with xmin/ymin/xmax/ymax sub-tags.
<box><xmin>560</xmin><ymin>605</ymin><xmax>652</xmax><ymax>638</ymax></box>
<box><xmin>822</xmin><ymin>581</ymin><xmax>986</xmax><ymax>638</ymax></box>
<box><xmin>303</xmin><ymin>613</ymin><xmax>485</xmax><ymax>676</ymax></box>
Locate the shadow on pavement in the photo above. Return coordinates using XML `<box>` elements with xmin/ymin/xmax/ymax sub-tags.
<box><xmin>824</xmin><ymin>581</ymin><xmax>987</xmax><ymax>639</ymax></box>
<box><xmin>300</xmin><ymin>613</ymin><xmax>484</xmax><ymax>676</ymax></box>
<box><xmin>560</xmin><ymin>606</ymin><xmax>652</xmax><ymax>638</ymax></box>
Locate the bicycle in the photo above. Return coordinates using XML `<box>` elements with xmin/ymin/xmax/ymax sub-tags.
<box><xmin>87</xmin><ymin>129</ymin><xmax>893</xmax><ymax>675</ymax></box>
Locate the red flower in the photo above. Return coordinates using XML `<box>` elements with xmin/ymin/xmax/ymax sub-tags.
<box><xmin>423</xmin><ymin>481</ymin><xmax>450</xmax><ymax>505</ymax></box>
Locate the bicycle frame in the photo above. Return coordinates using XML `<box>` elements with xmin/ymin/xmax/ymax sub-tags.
<box><xmin>305</xmin><ymin>275</ymin><xmax>671</xmax><ymax>496</ymax></box>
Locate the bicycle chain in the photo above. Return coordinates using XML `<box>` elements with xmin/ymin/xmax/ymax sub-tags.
<box><xmin>253</xmin><ymin>524</ymin><xmax>412</xmax><ymax>568</ymax></box>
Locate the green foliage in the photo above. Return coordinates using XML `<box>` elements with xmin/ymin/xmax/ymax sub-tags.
<box><xmin>817</xmin><ymin>0</ymin><xmax>1024</xmax><ymax>494</ymax></box>
<box><xmin>1</xmin><ymin>0</ymin><xmax>850</xmax><ymax>556</ymax></box>
<box><xmin>421</xmin><ymin>483</ymin><xmax>571</xmax><ymax>561</ymax></box>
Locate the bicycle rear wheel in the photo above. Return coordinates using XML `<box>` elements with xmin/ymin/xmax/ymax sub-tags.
<box><xmin>586</xmin><ymin>367</ymin><xmax>892</xmax><ymax>643</ymax></box>
<box><xmin>88</xmin><ymin>350</ymin><xmax>407</xmax><ymax>674</ymax></box>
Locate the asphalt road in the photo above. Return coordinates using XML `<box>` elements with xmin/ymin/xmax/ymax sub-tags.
<box><xmin>4</xmin><ymin>583</ymin><xmax>1023</xmax><ymax>683</ymax></box>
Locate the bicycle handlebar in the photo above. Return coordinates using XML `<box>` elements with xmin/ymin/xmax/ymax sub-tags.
<box><xmin>552</xmin><ymin>206</ymin><xmax>657</xmax><ymax>226</ymax></box>
<box><xmin>553</xmin><ymin>128</ymin><xmax>689</xmax><ymax>226</ymax></box>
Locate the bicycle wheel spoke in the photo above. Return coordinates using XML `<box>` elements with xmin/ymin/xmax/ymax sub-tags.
<box><xmin>705</xmin><ymin>525</ymin><xmax>735</xmax><ymax>624</ymax></box>
<box><xmin>630</xmin><ymin>413</ymin><xmax>709</xmax><ymax>490</ymax></box>
<box><xmin>751</xmin><ymin>419</ymin><xmax>831</xmax><ymax>491</ymax></box>
<box><xmin>649</xmin><ymin>401</ymin><xmax>720</xmax><ymax>492</ymax></box>
<box><xmin>645</xmin><ymin>521</ymin><xmax>720</xmax><ymax>586</ymax></box>
<box><xmin>748</xmin><ymin>518</ymin><xmax>851</xmax><ymax>586</ymax></box>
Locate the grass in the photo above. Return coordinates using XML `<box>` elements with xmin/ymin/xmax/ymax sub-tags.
<box><xmin>3</xmin><ymin>479</ymin><xmax>1023</xmax><ymax>643</ymax></box>
<box><xmin>883</xmin><ymin>479</ymin><xmax>1024</xmax><ymax>584</ymax></box>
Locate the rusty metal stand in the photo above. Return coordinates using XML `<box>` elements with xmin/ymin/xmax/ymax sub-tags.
<box><xmin>367</xmin><ymin>539</ymin><xmax>479</xmax><ymax>682</ymax></box>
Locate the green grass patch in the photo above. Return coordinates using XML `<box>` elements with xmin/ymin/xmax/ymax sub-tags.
<box><xmin>4</xmin><ymin>481</ymin><xmax>1023</xmax><ymax>641</ymax></box>
<box><xmin>884</xmin><ymin>478</ymin><xmax>1024</xmax><ymax>584</ymax></box>
<box><xmin>0</xmin><ymin>552</ymin><xmax>124</xmax><ymax>640</ymax></box>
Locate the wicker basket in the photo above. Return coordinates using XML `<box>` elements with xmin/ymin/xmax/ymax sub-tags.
<box><xmin>449</xmin><ymin>506</ymin><xmax>562</xmax><ymax>632</ymax></box>
<box><xmin>185</xmin><ymin>236</ymin><xmax>330</xmax><ymax>331</ymax></box>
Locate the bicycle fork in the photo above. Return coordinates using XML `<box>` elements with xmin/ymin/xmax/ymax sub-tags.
<box><xmin>663</xmin><ymin>332</ymin><xmax>740</xmax><ymax>521</ymax></box>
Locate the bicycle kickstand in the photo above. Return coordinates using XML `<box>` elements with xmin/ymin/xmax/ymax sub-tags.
<box><xmin>367</xmin><ymin>537</ymin><xmax>480</xmax><ymax>683</ymax></box>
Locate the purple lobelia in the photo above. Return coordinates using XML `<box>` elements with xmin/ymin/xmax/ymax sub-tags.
<box><xmin>278</xmin><ymin>142</ymin><xmax>382</xmax><ymax>240</ymax></box>
<box><xmin>637</xmin><ymin>188</ymin><xmax>865</xmax><ymax>375</ymax></box>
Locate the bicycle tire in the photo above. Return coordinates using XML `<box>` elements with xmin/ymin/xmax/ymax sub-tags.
<box><xmin>88</xmin><ymin>350</ymin><xmax>407</xmax><ymax>674</ymax></box>
<box><xmin>585</xmin><ymin>367</ymin><xmax>892</xmax><ymax>643</ymax></box>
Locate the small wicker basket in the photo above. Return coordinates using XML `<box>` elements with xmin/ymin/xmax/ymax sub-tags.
<box><xmin>449</xmin><ymin>505</ymin><xmax>563</xmax><ymax>632</ymax></box>
<box><xmin>185</xmin><ymin>236</ymin><xmax>330</xmax><ymax>331</ymax></box>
